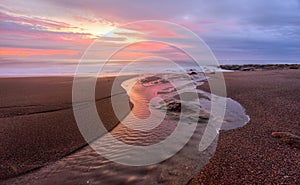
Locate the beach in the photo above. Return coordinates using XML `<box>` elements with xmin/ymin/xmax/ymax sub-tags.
<box><xmin>189</xmin><ymin>69</ymin><xmax>300</xmax><ymax>184</ymax></box>
<box><xmin>0</xmin><ymin>69</ymin><xmax>299</xmax><ymax>184</ymax></box>
<box><xmin>0</xmin><ymin>76</ymin><xmax>132</xmax><ymax>179</ymax></box>
<box><xmin>2</xmin><ymin>0</ymin><xmax>300</xmax><ymax>184</ymax></box>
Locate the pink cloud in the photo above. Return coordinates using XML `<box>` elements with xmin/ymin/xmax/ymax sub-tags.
<box><xmin>0</xmin><ymin>12</ymin><xmax>95</xmax><ymax>57</ymax></box>
<box><xmin>0</xmin><ymin>12</ymin><xmax>75</xmax><ymax>30</ymax></box>
<box><xmin>123</xmin><ymin>22</ymin><xmax>185</xmax><ymax>38</ymax></box>
<box><xmin>0</xmin><ymin>47</ymin><xmax>77</xmax><ymax>57</ymax></box>
<box><xmin>107</xmin><ymin>41</ymin><xmax>191</xmax><ymax>61</ymax></box>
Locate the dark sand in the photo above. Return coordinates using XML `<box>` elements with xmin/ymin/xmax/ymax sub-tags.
<box><xmin>0</xmin><ymin>76</ymin><xmax>132</xmax><ymax>179</ymax></box>
<box><xmin>189</xmin><ymin>70</ymin><xmax>300</xmax><ymax>184</ymax></box>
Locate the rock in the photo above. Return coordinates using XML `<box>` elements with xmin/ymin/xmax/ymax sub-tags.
<box><xmin>220</xmin><ymin>64</ymin><xmax>300</xmax><ymax>71</ymax></box>
<box><xmin>198</xmin><ymin>116</ymin><xmax>209</xmax><ymax>122</ymax></box>
<box><xmin>289</xmin><ymin>65</ymin><xmax>299</xmax><ymax>69</ymax></box>
<box><xmin>188</xmin><ymin>71</ymin><xmax>197</xmax><ymax>75</ymax></box>
<box><xmin>241</xmin><ymin>67</ymin><xmax>255</xmax><ymax>71</ymax></box>
<box><xmin>271</xmin><ymin>132</ymin><xmax>300</xmax><ymax>149</ymax></box>
<box><xmin>220</xmin><ymin>65</ymin><xmax>240</xmax><ymax>71</ymax></box>
<box><xmin>166</xmin><ymin>101</ymin><xmax>181</xmax><ymax>112</ymax></box>
<box><xmin>160</xmin><ymin>79</ymin><xmax>169</xmax><ymax>84</ymax></box>
<box><xmin>157</xmin><ymin>99</ymin><xmax>181</xmax><ymax>112</ymax></box>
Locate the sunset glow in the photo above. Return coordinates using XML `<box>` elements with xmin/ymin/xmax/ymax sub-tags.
<box><xmin>1</xmin><ymin>0</ymin><xmax>299</xmax><ymax>70</ymax></box>
<box><xmin>0</xmin><ymin>1</ymin><xmax>299</xmax><ymax>184</ymax></box>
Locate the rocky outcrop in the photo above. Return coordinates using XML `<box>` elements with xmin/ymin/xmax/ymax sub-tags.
<box><xmin>220</xmin><ymin>64</ymin><xmax>300</xmax><ymax>71</ymax></box>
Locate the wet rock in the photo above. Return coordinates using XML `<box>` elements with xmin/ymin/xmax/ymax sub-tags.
<box><xmin>188</xmin><ymin>71</ymin><xmax>197</xmax><ymax>75</ymax></box>
<box><xmin>198</xmin><ymin>111</ymin><xmax>210</xmax><ymax>123</ymax></box>
<box><xmin>241</xmin><ymin>67</ymin><xmax>255</xmax><ymax>71</ymax></box>
<box><xmin>160</xmin><ymin>79</ymin><xmax>169</xmax><ymax>84</ymax></box>
<box><xmin>271</xmin><ymin>132</ymin><xmax>300</xmax><ymax>149</ymax></box>
<box><xmin>157</xmin><ymin>99</ymin><xmax>181</xmax><ymax>112</ymax></box>
<box><xmin>198</xmin><ymin>116</ymin><xmax>209</xmax><ymax>123</ymax></box>
<box><xmin>166</xmin><ymin>101</ymin><xmax>181</xmax><ymax>112</ymax></box>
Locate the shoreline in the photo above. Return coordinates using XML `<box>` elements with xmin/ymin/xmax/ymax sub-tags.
<box><xmin>189</xmin><ymin>69</ymin><xmax>300</xmax><ymax>184</ymax></box>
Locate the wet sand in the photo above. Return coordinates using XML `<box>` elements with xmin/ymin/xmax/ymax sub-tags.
<box><xmin>0</xmin><ymin>76</ymin><xmax>132</xmax><ymax>179</ymax></box>
<box><xmin>189</xmin><ymin>70</ymin><xmax>300</xmax><ymax>184</ymax></box>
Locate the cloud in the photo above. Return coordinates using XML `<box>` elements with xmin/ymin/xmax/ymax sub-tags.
<box><xmin>0</xmin><ymin>11</ymin><xmax>97</xmax><ymax>61</ymax></box>
<box><xmin>1</xmin><ymin>0</ymin><xmax>300</xmax><ymax>63</ymax></box>
<box><xmin>0</xmin><ymin>12</ymin><xmax>74</xmax><ymax>30</ymax></box>
<box><xmin>0</xmin><ymin>47</ymin><xmax>77</xmax><ymax>56</ymax></box>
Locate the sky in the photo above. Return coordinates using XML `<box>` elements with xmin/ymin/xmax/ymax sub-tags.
<box><xmin>0</xmin><ymin>0</ymin><xmax>300</xmax><ymax>75</ymax></box>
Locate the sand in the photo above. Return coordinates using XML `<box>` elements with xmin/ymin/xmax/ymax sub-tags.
<box><xmin>1</xmin><ymin>69</ymin><xmax>299</xmax><ymax>184</ymax></box>
<box><xmin>0</xmin><ymin>76</ymin><xmax>132</xmax><ymax>179</ymax></box>
<box><xmin>189</xmin><ymin>69</ymin><xmax>300</xmax><ymax>184</ymax></box>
